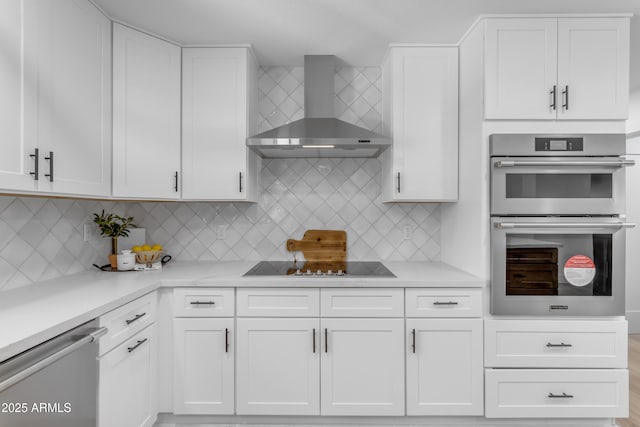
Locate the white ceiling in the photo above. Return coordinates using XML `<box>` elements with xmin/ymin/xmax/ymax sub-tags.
<box><xmin>92</xmin><ymin>0</ymin><xmax>640</xmax><ymax>91</ymax></box>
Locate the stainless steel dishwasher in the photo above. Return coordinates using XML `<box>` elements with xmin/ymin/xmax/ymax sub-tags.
<box><xmin>0</xmin><ymin>320</ymin><xmax>107</xmax><ymax>427</ymax></box>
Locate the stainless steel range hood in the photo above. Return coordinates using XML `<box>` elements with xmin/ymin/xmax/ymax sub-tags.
<box><xmin>247</xmin><ymin>55</ymin><xmax>391</xmax><ymax>158</ymax></box>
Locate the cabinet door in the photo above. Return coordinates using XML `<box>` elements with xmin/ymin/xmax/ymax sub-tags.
<box><xmin>236</xmin><ymin>318</ymin><xmax>319</xmax><ymax>415</ymax></box>
<box><xmin>29</xmin><ymin>0</ymin><xmax>112</xmax><ymax>196</ymax></box>
<box><xmin>99</xmin><ymin>324</ymin><xmax>157</xmax><ymax>427</ymax></box>
<box><xmin>0</xmin><ymin>0</ymin><xmax>36</xmax><ymax>192</ymax></box>
<box><xmin>383</xmin><ymin>47</ymin><xmax>458</xmax><ymax>201</ymax></box>
<box><xmin>173</xmin><ymin>318</ymin><xmax>234</xmax><ymax>414</ymax></box>
<box><xmin>557</xmin><ymin>18</ymin><xmax>629</xmax><ymax>120</ymax></box>
<box><xmin>182</xmin><ymin>48</ymin><xmax>257</xmax><ymax>201</ymax></box>
<box><xmin>485</xmin><ymin>18</ymin><xmax>558</xmax><ymax>119</ymax></box>
<box><xmin>112</xmin><ymin>23</ymin><xmax>181</xmax><ymax>199</ymax></box>
<box><xmin>406</xmin><ymin>318</ymin><xmax>483</xmax><ymax>415</ymax></box>
<box><xmin>321</xmin><ymin>318</ymin><xmax>404</xmax><ymax>415</ymax></box>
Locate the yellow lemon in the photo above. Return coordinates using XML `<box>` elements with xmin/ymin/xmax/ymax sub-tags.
<box><xmin>152</xmin><ymin>244</ymin><xmax>162</xmax><ymax>251</ymax></box>
<box><xmin>142</xmin><ymin>244</ymin><xmax>152</xmax><ymax>251</ymax></box>
<box><xmin>131</xmin><ymin>245</ymin><xmax>142</xmax><ymax>253</ymax></box>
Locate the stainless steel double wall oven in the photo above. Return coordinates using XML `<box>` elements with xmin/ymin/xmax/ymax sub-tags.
<box><xmin>490</xmin><ymin>134</ymin><xmax>634</xmax><ymax>316</ymax></box>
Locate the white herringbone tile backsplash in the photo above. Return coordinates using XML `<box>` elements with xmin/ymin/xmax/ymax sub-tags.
<box><xmin>0</xmin><ymin>67</ymin><xmax>441</xmax><ymax>291</ymax></box>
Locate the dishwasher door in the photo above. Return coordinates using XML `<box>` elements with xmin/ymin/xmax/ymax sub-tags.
<box><xmin>0</xmin><ymin>320</ymin><xmax>106</xmax><ymax>427</ymax></box>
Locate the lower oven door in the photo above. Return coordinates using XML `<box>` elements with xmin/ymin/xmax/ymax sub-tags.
<box><xmin>491</xmin><ymin>217</ymin><xmax>633</xmax><ymax>316</ymax></box>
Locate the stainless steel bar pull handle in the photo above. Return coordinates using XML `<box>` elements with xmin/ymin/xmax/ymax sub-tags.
<box><xmin>324</xmin><ymin>328</ymin><xmax>328</xmax><ymax>353</ymax></box>
<box><xmin>127</xmin><ymin>338</ymin><xmax>148</xmax><ymax>353</ymax></box>
<box><xmin>495</xmin><ymin>221</ymin><xmax>636</xmax><ymax>230</ymax></box>
<box><xmin>397</xmin><ymin>172</ymin><xmax>401</xmax><ymax>193</ymax></box>
<box><xmin>433</xmin><ymin>301</ymin><xmax>458</xmax><ymax>306</ymax></box>
<box><xmin>125</xmin><ymin>312</ymin><xmax>146</xmax><ymax>325</ymax></box>
<box><xmin>548</xmin><ymin>392</ymin><xmax>573</xmax><ymax>399</ymax></box>
<box><xmin>494</xmin><ymin>159</ymin><xmax>635</xmax><ymax>168</ymax></box>
<box><xmin>29</xmin><ymin>148</ymin><xmax>39</xmax><ymax>180</ymax></box>
<box><xmin>0</xmin><ymin>327</ymin><xmax>107</xmax><ymax>394</ymax></box>
<box><xmin>411</xmin><ymin>328</ymin><xmax>416</xmax><ymax>354</ymax></box>
<box><xmin>546</xmin><ymin>342</ymin><xmax>572</xmax><ymax>348</ymax></box>
<box><xmin>239</xmin><ymin>172</ymin><xmax>243</xmax><ymax>193</ymax></box>
<box><xmin>550</xmin><ymin>85</ymin><xmax>557</xmax><ymax>110</ymax></box>
<box><xmin>190</xmin><ymin>300</ymin><xmax>215</xmax><ymax>305</ymax></box>
<box><xmin>562</xmin><ymin>85</ymin><xmax>569</xmax><ymax>110</ymax></box>
<box><xmin>313</xmin><ymin>328</ymin><xmax>316</xmax><ymax>353</ymax></box>
<box><xmin>44</xmin><ymin>151</ymin><xmax>53</xmax><ymax>182</ymax></box>
<box><xmin>174</xmin><ymin>171</ymin><xmax>179</xmax><ymax>192</ymax></box>
<box><xmin>225</xmin><ymin>328</ymin><xmax>229</xmax><ymax>353</ymax></box>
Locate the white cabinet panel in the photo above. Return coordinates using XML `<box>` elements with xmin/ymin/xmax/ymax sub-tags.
<box><xmin>98</xmin><ymin>324</ymin><xmax>157</xmax><ymax>427</ymax></box>
<box><xmin>237</xmin><ymin>288</ymin><xmax>319</xmax><ymax>317</ymax></box>
<box><xmin>382</xmin><ymin>46</ymin><xmax>458</xmax><ymax>202</ymax></box>
<box><xmin>173</xmin><ymin>288</ymin><xmax>235</xmax><ymax>317</ymax></box>
<box><xmin>320</xmin><ymin>288</ymin><xmax>404</xmax><ymax>317</ymax></box>
<box><xmin>0</xmin><ymin>0</ymin><xmax>34</xmax><ymax>192</ymax></box>
<box><xmin>484</xmin><ymin>18</ymin><xmax>558</xmax><ymax>119</ymax></box>
<box><xmin>99</xmin><ymin>292</ymin><xmax>157</xmax><ymax>356</ymax></box>
<box><xmin>2</xmin><ymin>0</ymin><xmax>111</xmax><ymax>196</ymax></box>
<box><xmin>321</xmin><ymin>318</ymin><xmax>404</xmax><ymax>415</ymax></box>
<box><xmin>112</xmin><ymin>23</ymin><xmax>181</xmax><ymax>199</ymax></box>
<box><xmin>485</xmin><ymin>369</ymin><xmax>628</xmax><ymax>418</ymax></box>
<box><xmin>182</xmin><ymin>48</ymin><xmax>258</xmax><ymax>201</ymax></box>
<box><xmin>173</xmin><ymin>318</ymin><xmax>234</xmax><ymax>414</ymax></box>
<box><xmin>557</xmin><ymin>18</ymin><xmax>629</xmax><ymax>120</ymax></box>
<box><xmin>406</xmin><ymin>318</ymin><xmax>483</xmax><ymax>415</ymax></box>
<box><xmin>236</xmin><ymin>318</ymin><xmax>320</xmax><ymax>415</ymax></box>
<box><xmin>484</xmin><ymin>17</ymin><xmax>630</xmax><ymax>120</ymax></box>
<box><xmin>405</xmin><ymin>288</ymin><xmax>482</xmax><ymax>318</ymax></box>
<box><xmin>485</xmin><ymin>319</ymin><xmax>628</xmax><ymax>368</ymax></box>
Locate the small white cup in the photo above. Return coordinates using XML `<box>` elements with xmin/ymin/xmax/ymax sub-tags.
<box><xmin>117</xmin><ymin>251</ymin><xmax>136</xmax><ymax>271</ymax></box>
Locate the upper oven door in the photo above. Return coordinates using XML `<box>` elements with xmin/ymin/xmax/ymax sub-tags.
<box><xmin>491</xmin><ymin>157</ymin><xmax>631</xmax><ymax>215</ymax></box>
<box><xmin>491</xmin><ymin>217</ymin><xmax>632</xmax><ymax>316</ymax></box>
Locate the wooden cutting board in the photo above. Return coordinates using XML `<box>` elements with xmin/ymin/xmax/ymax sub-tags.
<box><xmin>286</xmin><ymin>230</ymin><xmax>346</xmax><ymax>262</ymax></box>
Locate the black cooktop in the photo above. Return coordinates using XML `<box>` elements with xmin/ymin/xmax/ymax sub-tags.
<box><xmin>243</xmin><ymin>261</ymin><xmax>395</xmax><ymax>277</ymax></box>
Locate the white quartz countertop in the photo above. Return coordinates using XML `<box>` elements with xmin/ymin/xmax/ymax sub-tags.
<box><xmin>0</xmin><ymin>260</ymin><xmax>484</xmax><ymax>362</ymax></box>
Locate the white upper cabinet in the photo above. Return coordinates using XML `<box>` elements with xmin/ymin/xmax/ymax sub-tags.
<box><xmin>556</xmin><ymin>18</ymin><xmax>630</xmax><ymax>120</ymax></box>
<box><xmin>182</xmin><ymin>48</ymin><xmax>258</xmax><ymax>201</ymax></box>
<box><xmin>0</xmin><ymin>0</ymin><xmax>111</xmax><ymax>196</ymax></box>
<box><xmin>0</xmin><ymin>0</ymin><xmax>33</xmax><ymax>192</ymax></box>
<box><xmin>112</xmin><ymin>23</ymin><xmax>181</xmax><ymax>199</ymax></box>
<box><xmin>381</xmin><ymin>46</ymin><xmax>458</xmax><ymax>202</ymax></box>
<box><xmin>485</xmin><ymin>17</ymin><xmax>629</xmax><ymax>120</ymax></box>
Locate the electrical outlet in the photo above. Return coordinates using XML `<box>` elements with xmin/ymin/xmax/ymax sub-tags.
<box><xmin>403</xmin><ymin>225</ymin><xmax>413</xmax><ymax>240</ymax></box>
<box><xmin>217</xmin><ymin>225</ymin><xmax>227</xmax><ymax>240</ymax></box>
<box><xmin>83</xmin><ymin>223</ymin><xmax>95</xmax><ymax>241</ymax></box>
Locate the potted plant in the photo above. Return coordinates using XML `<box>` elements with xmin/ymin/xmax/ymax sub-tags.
<box><xmin>93</xmin><ymin>210</ymin><xmax>137</xmax><ymax>268</ymax></box>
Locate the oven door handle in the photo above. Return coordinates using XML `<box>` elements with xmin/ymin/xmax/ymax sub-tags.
<box><xmin>0</xmin><ymin>327</ymin><xmax>107</xmax><ymax>393</ymax></box>
<box><xmin>495</xmin><ymin>222</ymin><xmax>636</xmax><ymax>229</ymax></box>
<box><xmin>494</xmin><ymin>160</ymin><xmax>636</xmax><ymax>168</ymax></box>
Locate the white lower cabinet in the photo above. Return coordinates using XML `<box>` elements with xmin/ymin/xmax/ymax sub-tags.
<box><xmin>173</xmin><ymin>318</ymin><xmax>234</xmax><ymax>414</ymax></box>
<box><xmin>236</xmin><ymin>318</ymin><xmax>320</xmax><ymax>415</ymax></box>
<box><xmin>321</xmin><ymin>318</ymin><xmax>405</xmax><ymax>416</ymax></box>
<box><xmin>406</xmin><ymin>318</ymin><xmax>483</xmax><ymax>415</ymax></box>
<box><xmin>98</xmin><ymin>324</ymin><xmax>157</xmax><ymax>427</ymax></box>
<box><xmin>485</xmin><ymin>369</ymin><xmax>629</xmax><ymax>418</ymax></box>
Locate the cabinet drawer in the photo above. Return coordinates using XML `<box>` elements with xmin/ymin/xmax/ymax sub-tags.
<box><xmin>320</xmin><ymin>288</ymin><xmax>404</xmax><ymax>317</ymax></box>
<box><xmin>405</xmin><ymin>288</ymin><xmax>482</xmax><ymax>317</ymax></box>
<box><xmin>485</xmin><ymin>369</ymin><xmax>628</xmax><ymax>418</ymax></box>
<box><xmin>485</xmin><ymin>320</ymin><xmax>627</xmax><ymax>368</ymax></box>
<box><xmin>237</xmin><ymin>288</ymin><xmax>319</xmax><ymax>317</ymax></box>
<box><xmin>99</xmin><ymin>292</ymin><xmax>156</xmax><ymax>355</ymax></box>
<box><xmin>173</xmin><ymin>288</ymin><xmax>234</xmax><ymax>317</ymax></box>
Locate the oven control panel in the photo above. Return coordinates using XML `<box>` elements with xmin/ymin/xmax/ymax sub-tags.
<box><xmin>535</xmin><ymin>137</ymin><xmax>584</xmax><ymax>152</ymax></box>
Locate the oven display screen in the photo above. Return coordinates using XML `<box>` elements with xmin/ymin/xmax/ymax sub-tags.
<box><xmin>549</xmin><ymin>139</ymin><xmax>567</xmax><ymax>150</ymax></box>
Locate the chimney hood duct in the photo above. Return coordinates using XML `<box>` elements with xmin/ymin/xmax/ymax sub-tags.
<box><xmin>247</xmin><ymin>55</ymin><xmax>391</xmax><ymax>158</ymax></box>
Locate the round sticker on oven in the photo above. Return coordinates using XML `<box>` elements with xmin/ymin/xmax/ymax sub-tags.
<box><xmin>564</xmin><ymin>255</ymin><xmax>596</xmax><ymax>287</ymax></box>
